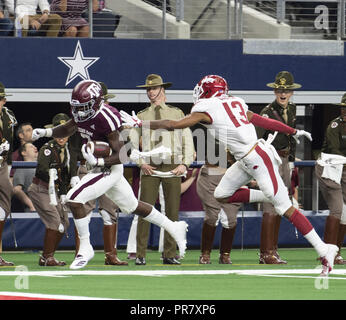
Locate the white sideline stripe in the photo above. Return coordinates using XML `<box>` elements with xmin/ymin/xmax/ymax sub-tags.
<box><xmin>0</xmin><ymin>291</ymin><xmax>119</xmax><ymax>300</ymax></box>
<box><xmin>0</xmin><ymin>269</ymin><xmax>346</xmax><ymax>277</ymax></box>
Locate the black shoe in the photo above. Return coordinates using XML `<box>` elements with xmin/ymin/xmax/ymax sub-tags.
<box><xmin>135</xmin><ymin>257</ymin><xmax>146</xmax><ymax>265</ymax></box>
<box><xmin>163</xmin><ymin>257</ymin><xmax>181</xmax><ymax>265</ymax></box>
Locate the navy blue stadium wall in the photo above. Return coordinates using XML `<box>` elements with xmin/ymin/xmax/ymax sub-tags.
<box><xmin>1</xmin><ymin>212</ymin><xmax>329</xmax><ymax>251</ymax></box>
<box><xmin>1</xmin><ymin>38</ymin><xmax>345</xmax><ymax>90</ymax></box>
<box><xmin>1</xmin><ymin>37</ymin><xmax>345</xmax><ymax>251</ymax></box>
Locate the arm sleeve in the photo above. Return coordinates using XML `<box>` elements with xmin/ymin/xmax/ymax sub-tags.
<box><xmin>250</xmin><ymin>113</ymin><xmax>295</xmax><ymax>135</ymax></box>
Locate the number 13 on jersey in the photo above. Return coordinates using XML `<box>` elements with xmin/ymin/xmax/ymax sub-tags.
<box><xmin>222</xmin><ymin>101</ymin><xmax>249</xmax><ymax>127</ymax></box>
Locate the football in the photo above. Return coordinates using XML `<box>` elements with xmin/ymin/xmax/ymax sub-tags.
<box><xmin>87</xmin><ymin>141</ymin><xmax>112</xmax><ymax>158</ymax></box>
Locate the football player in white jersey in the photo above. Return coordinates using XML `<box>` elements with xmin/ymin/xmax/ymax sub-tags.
<box><xmin>121</xmin><ymin>74</ymin><xmax>338</xmax><ymax>275</ymax></box>
<box><xmin>32</xmin><ymin>80</ymin><xmax>188</xmax><ymax>269</ymax></box>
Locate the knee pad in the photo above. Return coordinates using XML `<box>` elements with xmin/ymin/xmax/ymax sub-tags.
<box><xmin>99</xmin><ymin>209</ymin><xmax>113</xmax><ymax>226</ymax></box>
<box><xmin>0</xmin><ymin>207</ymin><xmax>5</xmax><ymax>221</ymax></box>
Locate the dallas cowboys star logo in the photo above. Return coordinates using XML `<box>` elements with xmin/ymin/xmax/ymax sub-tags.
<box><xmin>58</xmin><ymin>41</ymin><xmax>99</xmax><ymax>86</ymax></box>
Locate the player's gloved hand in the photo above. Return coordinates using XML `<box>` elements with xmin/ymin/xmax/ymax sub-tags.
<box><xmin>32</xmin><ymin>128</ymin><xmax>52</xmax><ymax>141</ymax></box>
<box><xmin>120</xmin><ymin>110</ymin><xmax>142</xmax><ymax>128</ymax></box>
<box><xmin>60</xmin><ymin>194</ymin><xmax>67</xmax><ymax>205</ymax></box>
<box><xmin>293</xmin><ymin>129</ymin><xmax>312</xmax><ymax>144</ymax></box>
<box><xmin>0</xmin><ymin>140</ymin><xmax>10</xmax><ymax>155</ymax></box>
<box><xmin>81</xmin><ymin>144</ymin><xmax>105</xmax><ymax>167</ymax></box>
<box><xmin>129</xmin><ymin>149</ymin><xmax>141</xmax><ymax>162</ymax></box>
<box><xmin>70</xmin><ymin>176</ymin><xmax>80</xmax><ymax>188</ymax></box>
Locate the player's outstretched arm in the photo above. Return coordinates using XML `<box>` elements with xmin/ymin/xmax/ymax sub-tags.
<box><xmin>32</xmin><ymin>120</ymin><xmax>77</xmax><ymax>141</ymax></box>
<box><xmin>247</xmin><ymin>111</ymin><xmax>312</xmax><ymax>144</ymax></box>
<box><xmin>120</xmin><ymin>110</ymin><xmax>210</xmax><ymax>130</ymax></box>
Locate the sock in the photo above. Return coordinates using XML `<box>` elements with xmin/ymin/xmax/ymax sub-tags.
<box><xmin>144</xmin><ymin>207</ymin><xmax>175</xmax><ymax>234</ymax></box>
<box><xmin>249</xmin><ymin>189</ymin><xmax>271</xmax><ymax>203</ymax></box>
<box><xmin>228</xmin><ymin>188</ymin><xmax>250</xmax><ymax>203</ymax></box>
<box><xmin>74</xmin><ymin>216</ymin><xmax>91</xmax><ymax>253</ymax></box>
<box><xmin>289</xmin><ymin>209</ymin><xmax>327</xmax><ymax>256</ymax></box>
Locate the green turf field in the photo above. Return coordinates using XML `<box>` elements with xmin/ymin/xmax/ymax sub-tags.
<box><xmin>0</xmin><ymin>248</ymin><xmax>345</xmax><ymax>300</ymax></box>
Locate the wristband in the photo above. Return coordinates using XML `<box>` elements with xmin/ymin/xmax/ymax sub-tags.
<box><xmin>46</xmin><ymin>128</ymin><xmax>53</xmax><ymax>137</ymax></box>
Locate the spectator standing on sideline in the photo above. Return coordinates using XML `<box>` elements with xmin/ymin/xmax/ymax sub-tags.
<box><xmin>256</xmin><ymin>71</ymin><xmax>301</xmax><ymax>264</ymax></box>
<box><xmin>50</xmin><ymin>0</ymin><xmax>98</xmax><ymax>37</ymax></box>
<box><xmin>12</xmin><ymin>142</ymin><xmax>37</xmax><ymax>212</ymax></box>
<box><xmin>28</xmin><ymin>113</ymin><xmax>79</xmax><ymax>266</ymax></box>
<box><xmin>10</xmin><ymin>122</ymin><xmax>33</xmax><ymax>179</ymax></box>
<box><xmin>12</xmin><ymin>122</ymin><xmax>33</xmax><ymax>162</ymax></box>
<box><xmin>315</xmin><ymin>93</ymin><xmax>346</xmax><ymax>265</ymax></box>
<box><xmin>121</xmin><ymin>74</ymin><xmax>338</xmax><ymax>275</ymax></box>
<box><xmin>0</xmin><ymin>82</ymin><xmax>17</xmax><ymax>266</ymax></box>
<box><xmin>128</xmin><ymin>74</ymin><xmax>194</xmax><ymax>265</ymax></box>
<box><xmin>126</xmin><ymin>167</ymin><xmax>198</xmax><ymax>261</ymax></box>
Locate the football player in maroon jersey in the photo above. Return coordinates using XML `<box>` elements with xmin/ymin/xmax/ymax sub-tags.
<box><xmin>32</xmin><ymin>80</ymin><xmax>188</xmax><ymax>269</ymax></box>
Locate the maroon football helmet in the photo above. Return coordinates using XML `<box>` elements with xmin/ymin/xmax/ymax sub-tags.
<box><xmin>193</xmin><ymin>75</ymin><xmax>229</xmax><ymax>104</ymax></box>
<box><xmin>70</xmin><ymin>80</ymin><xmax>103</xmax><ymax>122</ymax></box>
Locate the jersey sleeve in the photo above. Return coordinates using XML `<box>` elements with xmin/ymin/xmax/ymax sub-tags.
<box><xmin>98</xmin><ymin>106</ymin><xmax>122</xmax><ymax>136</ymax></box>
<box><xmin>191</xmin><ymin>100</ymin><xmax>214</xmax><ymax>123</ymax></box>
<box><xmin>191</xmin><ymin>100</ymin><xmax>210</xmax><ymax>113</ymax></box>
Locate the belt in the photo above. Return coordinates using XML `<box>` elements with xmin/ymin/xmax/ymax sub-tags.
<box><xmin>241</xmin><ymin>142</ymin><xmax>259</xmax><ymax>160</ymax></box>
<box><xmin>32</xmin><ymin>177</ymin><xmax>49</xmax><ymax>189</ymax></box>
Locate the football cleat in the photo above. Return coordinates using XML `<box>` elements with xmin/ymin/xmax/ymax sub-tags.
<box><xmin>172</xmin><ymin>221</ymin><xmax>188</xmax><ymax>258</ymax></box>
<box><xmin>320</xmin><ymin>244</ymin><xmax>338</xmax><ymax>276</ymax></box>
<box><xmin>70</xmin><ymin>245</ymin><xmax>95</xmax><ymax>270</ymax></box>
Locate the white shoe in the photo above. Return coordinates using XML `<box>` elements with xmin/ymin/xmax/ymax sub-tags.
<box><xmin>171</xmin><ymin>221</ymin><xmax>188</xmax><ymax>258</ymax></box>
<box><xmin>70</xmin><ymin>245</ymin><xmax>94</xmax><ymax>270</ymax></box>
<box><xmin>320</xmin><ymin>244</ymin><xmax>338</xmax><ymax>276</ymax></box>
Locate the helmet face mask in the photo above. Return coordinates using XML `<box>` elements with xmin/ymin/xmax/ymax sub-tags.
<box><xmin>70</xmin><ymin>80</ymin><xmax>102</xmax><ymax>123</ymax></box>
<box><xmin>192</xmin><ymin>75</ymin><xmax>229</xmax><ymax>104</ymax></box>
<box><xmin>71</xmin><ymin>98</ymin><xmax>97</xmax><ymax>122</ymax></box>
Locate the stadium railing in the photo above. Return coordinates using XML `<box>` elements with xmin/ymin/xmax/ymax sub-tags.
<box><xmin>0</xmin><ymin>0</ymin><xmax>344</xmax><ymax>40</ymax></box>
<box><xmin>12</xmin><ymin>159</ymin><xmax>323</xmax><ymax>212</ymax></box>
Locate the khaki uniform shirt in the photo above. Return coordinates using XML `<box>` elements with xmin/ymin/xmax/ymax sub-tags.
<box><xmin>256</xmin><ymin>100</ymin><xmax>297</xmax><ymax>162</ymax></box>
<box><xmin>129</xmin><ymin>102</ymin><xmax>195</xmax><ymax>168</ymax></box>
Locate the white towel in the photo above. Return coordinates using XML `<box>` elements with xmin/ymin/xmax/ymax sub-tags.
<box><xmin>151</xmin><ymin>170</ymin><xmax>186</xmax><ymax>178</ymax></box>
<box><xmin>317</xmin><ymin>152</ymin><xmax>346</xmax><ymax>184</ymax></box>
